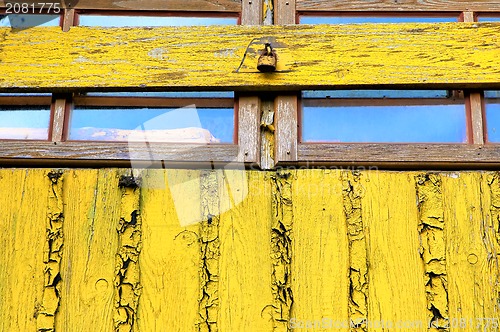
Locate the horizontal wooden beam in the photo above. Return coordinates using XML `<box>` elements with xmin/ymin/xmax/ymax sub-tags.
<box><xmin>0</xmin><ymin>141</ymin><xmax>240</xmax><ymax>163</ymax></box>
<box><xmin>296</xmin><ymin>0</ymin><xmax>500</xmax><ymax>12</ymax></box>
<box><xmin>296</xmin><ymin>144</ymin><xmax>500</xmax><ymax>165</ymax></box>
<box><xmin>0</xmin><ymin>0</ymin><xmax>241</xmax><ymax>12</ymax></box>
<box><xmin>1</xmin><ymin>23</ymin><xmax>500</xmax><ymax>91</ymax></box>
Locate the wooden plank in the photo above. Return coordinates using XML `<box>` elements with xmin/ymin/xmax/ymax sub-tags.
<box><xmin>56</xmin><ymin>169</ymin><xmax>119</xmax><ymax>332</ymax></box>
<box><xmin>218</xmin><ymin>170</ymin><xmax>274</xmax><ymax>331</ymax></box>
<box><xmin>2</xmin><ymin>24</ymin><xmax>500</xmax><ymax>91</ymax></box>
<box><xmin>362</xmin><ymin>171</ymin><xmax>428</xmax><ymax>331</ymax></box>
<box><xmin>50</xmin><ymin>98</ymin><xmax>67</xmax><ymax>142</ymax></box>
<box><xmin>241</xmin><ymin>0</ymin><xmax>262</xmax><ymax>25</ymax></box>
<box><xmin>237</xmin><ymin>96</ymin><xmax>260</xmax><ymax>163</ymax></box>
<box><xmin>442</xmin><ymin>172</ymin><xmax>500</xmax><ymax>331</ymax></box>
<box><xmin>0</xmin><ymin>170</ymin><xmax>48</xmax><ymax>331</ymax></box>
<box><xmin>290</xmin><ymin>169</ymin><xmax>349</xmax><ymax>331</ymax></box>
<box><xmin>138</xmin><ymin>169</ymin><xmax>201</xmax><ymax>331</ymax></box>
<box><xmin>275</xmin><ymin>95</ymin><xmax>297</xmax><ymax>162</ymax></box>
<box><xmin>296</xmin><ymin>0</ymin><xmax>500</xmax><ymax>12</ymax></box>
<box><xmin>275</xmin><ymin>0</ymin><xmax>296</xmax><ymax>24</ymax></box>
<box><xmin>296</xmin><ymin>144</ymin><xmax>500</xmax><ymax>165</ymax></box>
<box><xmin>0</xmin><ymin>141</ymin><xmax>239</xmax><ymax>162</ymax></box>
<box><xmin>469</xmin><ymin>92</ymin><xmax>485</xmax><ymax>144</ymax></box>
<box><xmin>260</xmin><ymin>98</ymin><xmax>275</xmax><ymax>169</ymax></box>
<box><xmin>0</xmin><ymin>0</ymin><xmax>241</xmax><ymax>12</ymax></box>
<box><xmin>63</xmin><ymin>9</ymin><xmax>75</xmax><ymax>32</ymax></box>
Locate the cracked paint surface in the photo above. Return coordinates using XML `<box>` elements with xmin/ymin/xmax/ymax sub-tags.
<box><xmin>270</xmin><ymin>170</ymin><xmax>294</xmax><ymax>331</ymax></box>
<box><xmin>416</xmin><ymin>173</ymin><xmax>448</xmax><ymax>330</ymax></box>
<box><xmin>198</xmin><ymin>170</ymin><xmax>220</xmax><ymax>332</ymax></box>
<box><xmin>36</xmin><ymin>170</ymin><xmax>64</xmax><ymax>332</ymax></box>
<box><xmin>114</xmin><ymin>175</ymin><xmax>142</xmax><ymax>332</ymax></box>
<box><xmin>342</xmin><ymin>171</ymin><xmax>368</xmax><ymax>331</ymax></box>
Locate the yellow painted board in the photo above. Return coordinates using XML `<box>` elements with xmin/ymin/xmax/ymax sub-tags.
<box><xmin>442</xmin><ymin>172</ymin><xmax>499</xmax><ymax>332</ymax></box>
<box><xmin>138</xmin><ymin>169</ymin><xmax>201</xmax><ymax>332</ymax></box>
<box><xmin>55</xmin><ymin>169</ymin><xmax>121</xmax><ymax>332</ymax></box>
<box><xmin>218</xmin><ymin>170</ymin><xmax>275</xmax><ymax>332</ymax></box>
<box><xmin>1</xmin><ymin>23</ymin><xmax>500</xmax><ymax>91</ymax></box>
<box><xmin>290</xmin><ymin>170</ymin><xmax>350</xmax><ymax>331</ymax></box>
<box><xmin>362</xmin><ymin>171</ymin><xmax>428</xmax><ymax>331</ymax></box>
<box><xmin>0</xmin><ymin>169</ymin><xmax>49</xmax><ymax>331</ymax></box>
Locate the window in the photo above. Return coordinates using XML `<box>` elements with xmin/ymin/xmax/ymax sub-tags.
<box><xmin>76</xmin><ymin>13</ymin><xmax>238</xmax><ymax>27</ymax></box>
<box><xmin>485</xmin><ymin>91</ymin><xmax>500</xmax><ymax>143</ymax></box>
<box><xmin>301</xmin><ymin>90</ymin><xmax>467</xmax><ymax>143</ymax></box>
<box><xmin>299</xmin><ymin>14</ymin><xmax>459</xmax><ymax>24</ymax></box>
<box><xmin>69</xmin><ymin>92</ymin><xmax>235</xmax><ymax>143</ymax></box>
<box><xmin>0</xmin><ymin>93</ymin><xmax>52</xmax><ymax>140</ymax></box>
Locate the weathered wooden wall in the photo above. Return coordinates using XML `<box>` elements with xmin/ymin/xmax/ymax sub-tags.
<box><xmin>2</xmin><ymin>23</ymin><xmax>500</xmax><ymax>92</ymax></box>
<box><xmin>0</xmin><ymin>168</ymin><xmax>499</xmax><ymax>331</ymax></box>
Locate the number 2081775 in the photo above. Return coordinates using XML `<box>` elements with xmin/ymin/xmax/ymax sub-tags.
<box><xmin>5</xmin><ymin>2</ymin><xmax>61</xmax><ymax>14</ymax></box>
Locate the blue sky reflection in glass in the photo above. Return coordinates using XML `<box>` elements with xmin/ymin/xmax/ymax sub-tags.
<box><xmin>485</xmin><ymin>91</ymin><xmax>500</xmax><ymax>142</ymax></box>
<box><xmin>0</xmin><ymin>14</ymin><xmax>60</xmax><ymax>27</ymax></box>
<box><xmin>69</xmin><ymin>106</ymin><xmax>234</xmax><ymax>143</ymax></box>
<box><xmin>78</xmin><ymin>15</ymin><xmax>237</xmax><ymax>27</ymax></box>
<box><xmin>302</xmin><ymin>91</ymin><xmax>466</xmax><ymax>143</ymax></box>
<box><xmin>0</xmin><ymin>107</ymin><xmax>51</xmax><ymax>139</ymax></box>
<box><xmin>300</xmin><ymin>16</ymin><xmax>457</xmax><ymax>24</ymax></box>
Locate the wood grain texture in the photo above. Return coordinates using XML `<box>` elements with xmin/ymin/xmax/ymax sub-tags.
<box><xmin>237</xmin><ymin>96</ymin><xmax>260</xmax><ymax>163</ymax></box>
<box><xmin>442</xmin><ymin>172</ymin><xmax>499</xmax><ymax>331</ymax></box>
<box><xmin>291</xmin><ymin>170</ymin><xmax>349</xmax><ymax>331</ymax></box>
<box><xmin>296</xmin><ymin>0</ymin><xmax>500</xmax><ymax>12</ymax></box>
<box><xmin>0</xmin><ymin>170</ymin><xmax>48</xmax><ymax>332</ymax></box>
<box><xmin>138</xmin><ymin>169</ymin><xmax>201</xmax><ymax>331</ymax></box>
<box><xmin>0</xmin><ymin>0</ymin><xmax>241</xmax><ymax>11</ymax></box>
<box><xmin>50</xmin><ymin>98</ymin><xmax>67</xmax><ymax>142</ymax></box>
<box><xmin>2</xmin><ymin>23</ymin><xmax>500</xmax><ymax>91</ymax></box>
<box><xmin>0</xmin><ymin>141</ymin><xmax>239</xmax><ymax>162</ymax></box>
<box><xmin>362</xmin><ymin>171</ymin><xmax>428</xmax><ymax>331</ymax></box>
<box><xmin>260</xmin><ymin>98</ymin><xmax>275</xmax><ymax>170</ymax></box>
<box><xmin>241</xmin><ymin>0</ymin><xmax>262</xmax><ymax>25</ymax></box>
<box><xmin>469</xmin><ymin>93</ymin><xmax>485</xmax><ymax>144</ymax></box>
<box><xmin>218</xmin><ymin>171</ymin><xmax>274</xmax><ymax>331</ymax></box>
<box><xmin>297</xmin><ymin>144</ymin><xmax>500</xmax><ymax>165</ymax></box>
<box><xmin>275</xmin><ymin>0</ymin><xmax>296</xmax><ymax>24</ymax></box>
<box><xmin>56</xmin><ymin>169</ymin><xmax>120</xmax><ymax>332</ymax></box>
<box><xmin>275</xmin><ymin>96</ymin><xmax>298</xmax><ymax>162</ymax></box>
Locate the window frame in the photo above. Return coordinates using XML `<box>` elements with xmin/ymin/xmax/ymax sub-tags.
<box><xmin>272</xmin><ymin>2</ymin><xmax>500</xmax><ymax>168</ymax></box>
<box><xmin>2</xmin><ymin>0</ymin><xmax>500</xmax><ymax>168</ymax></box>
<box><xmin>0</xmin><ymin>1</ymin><xmax>262</xmax><ymax>167</ymax></box>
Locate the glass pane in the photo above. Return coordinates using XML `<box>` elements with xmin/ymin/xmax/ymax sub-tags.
<box><xmin>0</xmin><ymin>14</ymin><xmax>60</xmax><ymax>28</ymax></box>
<box><xmin>302</xmin><ymin>94</ymin><xmax>466</xmax><ymax>143</ymax></box>
<box><xmin>302</xmin><ymin>90</ymin><xmax>449</xmax><ymax>99</ymax></box>
<box><xmin>0</xmin><ymin>106</ymin><xmax>51</xmax><ymax>140</ymax></box>
<box><xmin>78</xmin><ymin>15</ymin><xmax>237</xmax><ymax>27</ymax></box>
<box><xmin>83</xmin><ymin>91</ymin><xmax>235</xmax><ymax>98</ymax></box>
<box><xmin>478</xmin><ymin>16</ymin><xmax>500</xmax><ymax>22</ymax></box>
<box><xmin>300</xmin><ymin>16</ymin><xmax>457</xmax><ymax>24</ymax></box>
<box><xmin>69</xmin><ymin>106</ymin><xmax>234</xmax><ymax>143</ymax></box>
<box><xmin>485</xmin><ymin>91</ymin><xmax>500</xmax><ymax>142</ymax></box>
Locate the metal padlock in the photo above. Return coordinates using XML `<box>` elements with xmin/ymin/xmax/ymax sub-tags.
<box><xmin>257</xmin><ymin>43</ymin><xmax>277</xmax><ymax>73</ymax></box>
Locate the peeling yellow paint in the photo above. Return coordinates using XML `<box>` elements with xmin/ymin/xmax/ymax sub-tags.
<box><xmin>270</xmin><ymin>170</ymin><xmax>294</xmax><ymax>331</ymax></box>
<box><xmin>1</xmin><ymin>23</ymin><xmax>500</xmax><ymax>91</ymax></box>
<box><xmin>198</xmin><ymin>170</ymin><xmax>221</xmax><ymax>332</ymax></box>
<box><xmin>114</xmin><ymin>174</ymin><xmax>142</xmax><ymax>332</ymax></box>
<box><xmin>36</xmin><ymin>170</ymin><xmax>64</xmax><ymax>332</ymax></box>
<box><xmin>416</xmin><ymin>174</ymin><xmax>448</xmax><ymax>330</ymax></box>
<box><xmin>342</xmin><ymin>171</ymin><xmax>368</xmax><ymax>331</ymax></box>
<box><xmin>1</xmin><ymin>169</ymin><xmax>500</xmax><ymax>331</ymax></box>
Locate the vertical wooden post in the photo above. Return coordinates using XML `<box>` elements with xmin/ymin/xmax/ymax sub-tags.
<box><xmin>275</xmin><ymin>0</ymin><xmax>298</xmax><ymax>165</ymax></box>
<box><xmin>50</xmin><ymin>96</ymin><xmax>69</xmax><ymax>142</ymax></box>
<box><xmin>463</xmin><ymin>11</ymin><xmax>485</xmax><ymax>144</ymax></box>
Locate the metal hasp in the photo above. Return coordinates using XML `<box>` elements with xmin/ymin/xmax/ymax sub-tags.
<box><xmin>257</xmin><ymin>43</ymin><xmax>277</xmax><ymax>72</ymax></box>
